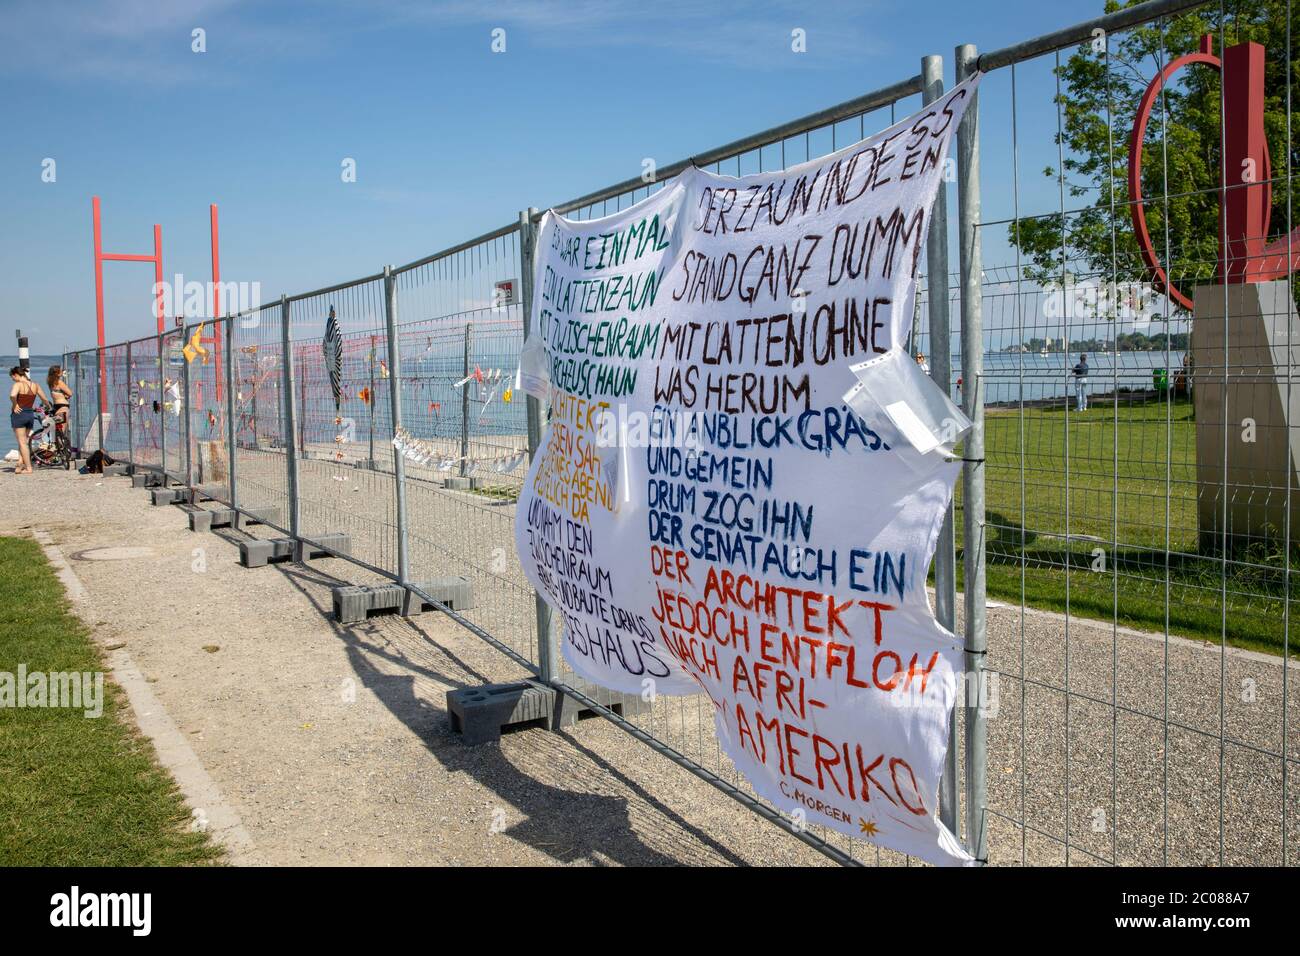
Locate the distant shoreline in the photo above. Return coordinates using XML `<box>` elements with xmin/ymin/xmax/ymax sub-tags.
<box><xmin>1</xmin><ymin>354</ymin><xmax>62</xmax><ymax>365</ymax></box>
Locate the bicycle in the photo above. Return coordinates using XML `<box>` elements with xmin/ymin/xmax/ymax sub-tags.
<box><xmin>29</xmin><ymin>411</ymin><xmax>73</xmax><ymax>470</ymax></box>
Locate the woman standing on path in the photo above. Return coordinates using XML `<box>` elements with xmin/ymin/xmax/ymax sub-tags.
<box><xmin>9</xmin><ymin>367</ymin><xmax>49</xmax><ymax>475</ymax></box>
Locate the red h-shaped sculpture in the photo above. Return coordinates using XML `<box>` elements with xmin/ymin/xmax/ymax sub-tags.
<box><xmin>1130</xmin><ymin>34</ymin><xmax>1300</xmax><ymax>311</ymax></box>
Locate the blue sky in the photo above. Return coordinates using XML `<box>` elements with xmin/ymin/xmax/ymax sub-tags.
<box><xmin>0</xmin><ymin>0</ymin><xmax>1115</xmax><ymax>351</ymax></box>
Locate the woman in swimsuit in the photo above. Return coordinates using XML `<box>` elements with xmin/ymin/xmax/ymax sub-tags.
<box><xmin>9</xmin><ymin>366</ymin><xmax>50</xmax><ymax>475</ymax></box>
<box><xmin>48</xmin><ymin>365</ymin><xmax>72</xmax><ymax>424</ymax></box>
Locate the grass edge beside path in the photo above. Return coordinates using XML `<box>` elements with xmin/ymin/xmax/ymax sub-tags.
<box><xmin>0</xmin><ymin>534</ymin><xmax>223</xmax><ymax>866</ymax></box>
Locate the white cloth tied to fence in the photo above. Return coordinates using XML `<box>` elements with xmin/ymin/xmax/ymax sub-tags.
<box><xmin>514</xmin><ymin>76</ymin><xmax>979</xmax><ymax>866</ymax></box>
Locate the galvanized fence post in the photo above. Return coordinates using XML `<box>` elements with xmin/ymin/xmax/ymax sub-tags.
<box><xmin>955</xmin><ymin>41</ymin><xmax>988</xmax><ymax>864</ymax></box>
<box><xmin>368</xmin><ymin>333</ymin><xmax>377</xmax><ymax>466</ymax></box>
<box><xmin>460</xmin><ymin>322</ymin><xmax>472</xmax><ymax>479</ymax></box>
<box><xmin>96</xmin><ymin>347</ymin><xmax>105</xmax><ymax>457</ymax></box>
<box><xmin>224</xmin><ymin>316</ymin><xmax>237</xmax><ymax>511</ymax></box>
<box><xmin>125</xmin><ymin>341</ymin><xmax>134</xmax><ymax>467</ymax></box>
<box><xmin>383</xmin><ymin>266</ymin><xmax>412</xmax><ymax>603</ymax></box>
<box><xmin>519</xmin><ymin>207</ymin><xmax>554</xmax><ymax>680</ymax></box>
<box><xmin>922</xmin><ymin>52</ymin><xmax>961</xmax><ymax>839</ymax></box>
<box><xmin>182</xmin><ymin>325</ymin><xmax>193</xmax><ymax>491</ymax></box>
<box><xmin>70</xmin><ymin>351</ymin><xmax>79</xmax><ymax>451</ymax></box>
<box><xmin>280</xmin><ymin>295</ymin><xmax>302</xmax><ymax>548</ymax></box>
<box><xmin>156</xmin><ymin>332</ymin><xmax>166</xmax><ymax>483</ymax></box>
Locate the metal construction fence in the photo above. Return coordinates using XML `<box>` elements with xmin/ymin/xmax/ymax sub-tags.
<box><xmin>62</xmin><ymin>0</ymin><xmax>1300</xmax><ymax>866</ymax></box>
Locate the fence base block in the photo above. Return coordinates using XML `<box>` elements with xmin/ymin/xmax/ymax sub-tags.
<box><xmin>294</xmin><ymin>533</ymin><xmax>350</xmax><ymax>563</ymax></box>
<box><xmin>239</xmin><ymin>533</ymin><xmax>350</xmax><ymax>568</ymax></box>
<box><xmin>232</xmin><ymin>506</ymin><xmax>281</xmax><ymax>530</ymax></box>
<box><xmin>446</xmin><ymin>681</ymin><xmax>630</xmax><ymax>746</ymax></box>
<box><xmin>332</xmin><ymin>577</ymin><xmax>473</xmax><ymax>624</ymax></box>
<box><xmin>151</xmin><ymin>487</ymin><xmax>186</xmax><ymax>506</ymax></box>
<box><xmin>187</xmin><ymin>506</ymin><xmax>276</xmax><ymax>532</ymax></box>
<box><xmin>102</xmin><ymin>463</ymin><xmax>129</xmax><ymax>476</ymax></box>
<box><xmin>447</xmin><ymin>682</ymin><xmax>635</xmax><ymax>745</ymax></box>
<box><xmin>132</xmin><ymin>472</ymin><xmax>164</xmax><ymax>489</ymax></box>
<box><xmin>352</xmin><ymin>459</ymin><xmax>382</xmax><ymax>471</ymax></box>
<box><xmin>239</xmin><ymin>537</ymin><xmax>294</xmax><ymax>568</ymax></box>
<box><xmin>187</xmin><ymin>484</ymin><xmax>223</xmax><ymax>504</ymax></box>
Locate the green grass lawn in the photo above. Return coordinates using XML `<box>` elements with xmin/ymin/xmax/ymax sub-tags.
<box><xmin>0</xmin><ymin>536</ymin><xmax>222</xmax><ymax>865</ymax></box>
<box><xmin>957</xmin><ymin>392</ymin><xmax>1299</xmax><ymax>656</ymax></box>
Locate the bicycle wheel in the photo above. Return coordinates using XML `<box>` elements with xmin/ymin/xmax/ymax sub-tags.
<box><xmin>57</xmin><ymin>429</ymin><xmax>72</xmax><ymax>470</ymax></box>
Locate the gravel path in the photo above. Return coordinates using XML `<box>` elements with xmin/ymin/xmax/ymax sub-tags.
<box><xmin>3</xmin><ymin>457</ymin><xmax>1296</xmax><ymax>866</ymax></box>
<box><xmin>0</xmin><ymin>463</ymin><xmax>837</xmax><ymax>866</ymax></box>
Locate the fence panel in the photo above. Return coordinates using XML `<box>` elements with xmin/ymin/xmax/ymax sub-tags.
<box><xmin>231</xmin><ymin>305</ymin><xmax>291</xmax><ymax>532</ymax></box>
<box><xmin>69</xmin><ymin>349</ymin><xmax>96</xmax><ymax>454</ymax></box>
<box><xmin>287</xmin><ymin>277</ymin><xmax>398</xmax><ymax>576</ymax></box>
<box><xmin>542</xmin><ymin>84</ymin><xmax>937</xmax><ymax>867</ymax></box>
<box><xmin>393</xmin><ymin>225</ymin><xmax>542</xmax><ymax>669</ymax></box>
<box><xmin>159</xmin><ymin>328</ymin><xmax>185</xmax><ymax>480</ymax></box>
<box><xmin>101</xmin><ymin>342</ymin><xmax>130</xmax><ymax>461</ymax></box>
<box><xmin>184</xmin><ymin>318</ymin><xmax>231</xmax><ymax>502</ymax></box>
<box><xmin>127</xmin><ymin>336</ymin><xmax>162</xmax><ymax>471</ymax></box>
<box><xmin>959</xmin><ymin>0</ymin><xmax>1299</xmax><ymax>866</ymax></box>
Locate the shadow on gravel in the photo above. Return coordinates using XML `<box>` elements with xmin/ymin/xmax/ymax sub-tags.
<box><xmin>252</xmin><ymin>551</ymin><xmax>747</xmax><ymax>866</ymax></box>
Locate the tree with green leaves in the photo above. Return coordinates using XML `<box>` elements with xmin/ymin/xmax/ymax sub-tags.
<box><xmin>1010</xmin><ymin>0</ymin><xmax>1300</xmax><ymax>308</ymax></box>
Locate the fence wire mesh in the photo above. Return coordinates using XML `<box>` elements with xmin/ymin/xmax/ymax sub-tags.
<box><xmin>287</xmin><ymin>279</ymin><xmax>398</xmax><ymax>576</ymax></box>
<box><xmin>945</xmin><ymin>1</ymin><xmax>1296</xmax><ymax>866</ymax></box>
<box><xmin>394</xmin><ymin>227</ymin><xmax>542</xmax><ymax>671</ymax></box>
<box><xmin>230</xmin><ymin>304</ymin><xmax>291</xmax><ymax>534</ymax></box>
<box><xmin>100</xmin><ymin>343</ymin><xmax>130</xmax><ymax>461</ymax></box>
<box><xmin>160</xmin><ymin>328</ymin><xmax>185</xmax><ymax>480</ymax></box>
<box><xmin>183</xmin><ymin>319</ymin><xmax>231</xmax><ymax>503</ymax></box>
<box><xmin>126</xmin><ymin>335</ymin><xmax>162</xmax><ymax>472</ymax></box>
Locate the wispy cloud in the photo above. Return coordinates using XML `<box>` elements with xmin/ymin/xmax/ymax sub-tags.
<box><xmin>0</xmin><ymin>0</ymin><xmax>334</xmax><ymax>85</ymax></box>
<box><xmin>374</xmin><ymin>0</ymin><xmax>888</xmax><ymax>68</ymax></box>
<box><xmin>0</xmin><ymin>0</ymin><xmax>889</xmax><ymax>85</ymax></box>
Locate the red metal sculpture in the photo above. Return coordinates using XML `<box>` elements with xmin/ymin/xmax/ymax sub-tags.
<box><xmin>1129</xmin><ymin>34</ymin><xmax>1300</xmax><ymax>311</ymax></box>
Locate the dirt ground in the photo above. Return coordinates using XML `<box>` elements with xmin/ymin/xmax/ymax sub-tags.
<box><xmin>0</xmin><ymin>463</ymin><xmax>842</xmax><ymax>866</ymax></box>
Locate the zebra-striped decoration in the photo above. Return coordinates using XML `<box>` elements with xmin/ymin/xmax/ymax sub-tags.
<box><xmin>322</xmin><ymin>304</ymin><xmax>342</xmax><ymax>411</ymax></box>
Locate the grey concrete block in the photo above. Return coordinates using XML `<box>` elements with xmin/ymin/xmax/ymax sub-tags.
<box><xmin>239</xmin><ymin>537</ymin><xmax>288</xmax><ymax>568</ymax></box>
<box><xmin>188</xmin><ymin>509</ymin><xmax>214</xmax><ymax>532</ymax></box>
<box><xmin>151</xmin><ymin>487</ymin><xmax>185</xmax><ymax>506</ymax></box>
<box><xmin>447</xmin><ymin>682</ymin><xmax>555</xmax><ymax>746</ymax></box>
<box><xmin>102</xmin><ymin>463</ymin><xmax>129</xmax><ymax>476</ymax></box>
<box><xmin>297</xmin><ymin>533</ymin><xmax>350</xmax><ymax>561</ymax></box>
<box><xmin>132</xmin><ymin>471</ymin><xmax>163</xmax><ymax>488</ymax></box>
<box><xmin>406</xmin><ymin>577</ymin><xmax>474</xmax><ymax>613</ymax></box>
<box><xmin>443</xmin><ymin>477</ymin><xmax>471</xmax><ymax>489</ymax></box>
<box><xmin>232</xmin><ymin>506</ymin><xmax>281</xmax><ymax>530</ymax></box>
<box><xmin>188</xmin><ymin>484</ymin><xmax>223</xmax><ymax>503</ymax></box>
<box><xmin>447</xmin><ymin>681</ymin><xmax>637</xmax><ymax>745</ymax></box>
<box><xmin>554</xmin><ymin>682</ymin><xmax>644</xmax><ymax>726</ymax></box>
<box><xmin>239</xmin><ymin>533</ymin><xmax>350</xmax><ymax>568</ymax></box>
<box><xmin>332</xmin><ymin>577</ymin><xmax>473</xmax><ymax>623</ymax></box>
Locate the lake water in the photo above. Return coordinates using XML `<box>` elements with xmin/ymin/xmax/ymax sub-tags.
<box><xmin>965</xmin><ymin>350</ymin><xmax>1185</xmax><ymax>406</ymax></box>
<box><xmin>3</xmin><ymin>350</ymin><xmax>1186</xmax><ymax>458</ymax></box>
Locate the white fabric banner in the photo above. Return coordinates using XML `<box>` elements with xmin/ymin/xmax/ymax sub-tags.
<box><xmin>515</xmin><ymin>77</ymin><xmax>980</xmax><ymax>866</ymax></box>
